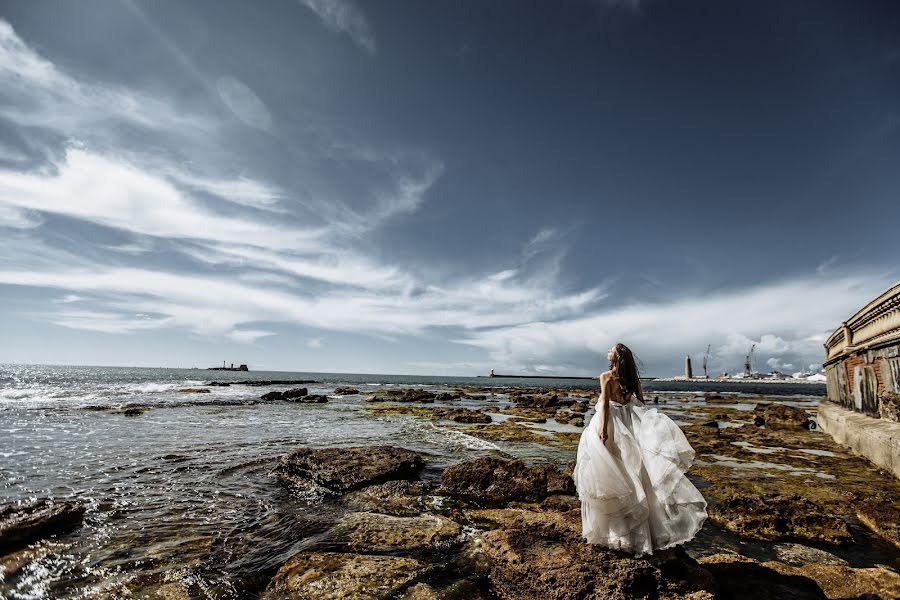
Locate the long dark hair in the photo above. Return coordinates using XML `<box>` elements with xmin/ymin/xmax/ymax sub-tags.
<box><xmin>610</xmin><ymin>343</ymin><xmax>641</xmax><ymax>398</ymax></box>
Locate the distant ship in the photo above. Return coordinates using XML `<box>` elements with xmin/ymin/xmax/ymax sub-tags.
<box><xmin>207</xmin><ymin>362</ymin><xmax>249</xmax><ymax>371</ymax></box>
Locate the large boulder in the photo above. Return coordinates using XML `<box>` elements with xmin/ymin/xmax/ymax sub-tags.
<box><xmin>0</xmin><ymin>499</ymin><xmax>85</xmax><ymax>553</ymax></box>
<box><xmin>481</xmin><ymin>521</ymin><xmax>716</xmax><ymax>600</ymax></box>
<box><xmin>752</xmin><ymin>403</ymin><xmax>814</xmax><ymax>430</ymax></box>
<box><xmin>330</xmin><ymin>512</ymin><xmax>462</xmax><ymax>552</ymax></box>
<box><xmin>438</xmin><ymin>457</ymin><xmax>574</xmax><ymax>505</ymax></box>
<box><xmin>707</xmin><ymin>492</ymin><xmax>851</xmax><ymax>544</ymax></box>
<box><xmin>274</xmin><ymin>446</ymin><xmax>424</xmax><ymax>495</ymax></box>
<box><xmin>264</xmin><ymin>551</ymin><xmax>425</xmax><ymax>600</ymax></box>
<box><xmin>333</xmin><ymin>387</ymin><xmax>360</xmax><ymax>395</ymax></box>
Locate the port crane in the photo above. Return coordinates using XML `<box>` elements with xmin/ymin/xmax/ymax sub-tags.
<box><xmin>702</xmin><ymin>344</ymin><xmax>710</xmax><ymax>378</ymax></box>
<box><xmin>744</xmin><ymin>344</ymin><xmax>756</xmax><ymax>377</ymax></box>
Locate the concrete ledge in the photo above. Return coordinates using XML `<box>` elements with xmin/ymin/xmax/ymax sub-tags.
<box><xmin>817</xmin><ymin>401</ymin><xmax>900</xmax><ymax>479</ymax></box>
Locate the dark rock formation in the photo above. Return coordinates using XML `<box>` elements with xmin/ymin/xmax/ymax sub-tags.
<box><xmin>438</xmin><ymin>457</ymin><xmax>574</xmax><ymax>504</ymax></box>
<box><xmin>333</xmin><ymin>386</ymin><xmax>360</xmax><ymax>395</ymax></box>
<box><xmin>752</xmin><ymin>403</ymin><xmax>814</xmax><ymax>430</ymax></box>
<box><xmin>260</xmin><ymin>387</ymin><xmax>308</xmax><ymax>401</ymax></box>
<box><xmin>0</xmin><ymin>499</ymin><xmax>85</xmax><ymax>553</ymax></box>
<box><xmin>274</xmin><ymin>446</ymin><xmax>425</xmax><ymax>495</ymax></box>
<box><xmin>122</xmin><ymin>407</ymin><xmax>146</xmax><ymax>416</ymax></box>
<box><xmin>707</xmin><ymin>492</ymin><xmax>852</xmax><ymax>544</ymax></box>
<box><xmin>442</xmin><ymin>409</ymin><xmax>492</xmax><ymax>424</ymax></box>
<box><xmin>177</xmin><ymin>388</ymin><xmax>210</xmax><ymax>393</ymax></box>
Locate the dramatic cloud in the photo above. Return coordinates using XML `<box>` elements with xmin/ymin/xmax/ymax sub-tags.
<box><xmin>455</xmin><ymin>273</ymin><xmax>896</xmax><ymax>375</ymax></box>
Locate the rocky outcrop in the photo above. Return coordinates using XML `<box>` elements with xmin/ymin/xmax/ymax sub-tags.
<box><xmin>753</xmin><ymin>403</ymin><xmax>814</xmax><ymax>430</ymax></box>
<box><xmin>261</xmin><ymin>388</ymin><xmax>308</xmax><ymax>401</ymax></box>
<box><xmin>177</xmin><ymin>388</ymin><xmax>210</xmax><ymax>393</ymax></box>
<box><xmin>510</xmin><ymin>393</ymin><xmax>576</xmax><ymax>411</ymax></box>
<box><xmin>553</xmin><ymin>409</ymin><xmax>584</xmax><ymax>426</ymax></box>
<box><xmin>333</xmin><ymin>387</ymin><xmax>360</xmax><ymax>395</ymax></box>
<box><xmin>480</xmin><ymin>520</ymin><xmax>716</xmax><ymax>600</ymax></box>
<box><xmin>369</xmin><ymin>389</ymin><xmax>437</xmax><ymax>403</ymax></box>
<box><xmin>264</xmin><ymin>551</ymin><xmax>425</xmax><ymax>600</ymax></box>
<box><xmin>274</xmin><ymin>446</ymin><xmax>425</xmax><ymax>495</ymax></box>
<box><xmin>330</xmin><ymin>512</ymin><xmax>462</xmax><ymax>552</ymax></box>
<box><xmin>0</xmin><ymin>499</ymin><xmax>85</xmax><ymax>553</ymax></box>
<box><xmin>707</xmin><ymin>492</ymin><xmax>852</xmax><ymax>544</ymax></box>
<box><xmin>438</xmin><ymin>457</ymin><xmax>574</xmax><ymax>504</ymax></box>
<box><xmin>442</xmin><ymin>409</ymin><xmax>492</xmax><ymax>424</ymax></box>
<box><xmin>698</xmin><ymin>552</ymin><xmax>900</xmax><ymax>600</ymax></box>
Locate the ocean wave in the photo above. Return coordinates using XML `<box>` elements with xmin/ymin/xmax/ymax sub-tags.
<box><xmin>427</xmin><ymin>424</ymin><xmax>501</xmax><ymax>451</ymax></box>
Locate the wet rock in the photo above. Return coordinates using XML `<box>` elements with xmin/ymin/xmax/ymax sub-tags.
<box><xmin>772</xmin><ymin>543</ymin><xmax>848</xmax><ymax>567</ymax></box>
<box><xmin>707</xmin><ymin>492</ymin><xmax>852</xmax><ymax>544</ymax></box>
<box><xmin>436</xmin><ymin>392</ymin><xmax>461</xmax><ymax>401</ymax></box>
<box><xmin>698</xmin><ymin>553</ymin><xmax>825</xmax><ymax>600</ymax></box>
<box><xmin>123</xmin><ymin>407</ymin><xmax>146</xmax><ymax>416</ymax></box>
<box><xmin>264</xmin><ymin>551</ymin><xmax>425</xmax><ymax>600</ymax></box>
<box><xmin>700</xmin><ymin>420</ymin><xmax>719</xmax><ymax>428</ymax></box>
<box><xmin>177</xmin><ymin>387</ymin><xmax>210</xmax><ymax>393</ymax></box>
<box><xmin>0</xmin><ymin>499</ymin><xmax>85</xmax><ymax>553</ymax></box>
<box><xmin>752</xmin><ymin>403</ymin><xmax>814</xmax><ymax>430</ymax></box>
<box><xmin>764</xmin><ymin>560</ymin><xmax>900</xmax><ymax>600</ymax></box>
<box><xmin>399</xmin><ymin>583</ymin><xmax>440</xmax><ymax>600</ymax></box>
<box><xmin>331</xmin><ymin>511</ymin><xmax>462</xmax><ymax>552</ymax></box>
<box><xmin>343</xmin><ymin>480</ymin><xmax>427</xmax><ymax>516</ymax></box>
<box><xmin>569</xmin><ymin>402</ymin><xmax>588</xmax><ymax>414</ymax></box>
<box><xmin>465</xmin><ymin>506</ymin><xmax>581</xmax><ymax>536</ymax></box>
<box><xmin>438</xmin><ymin>457</ymin><xmax>574</xmax><ymax>505</ymax></box>
<box><xmin>333</xmin><ymin>386</ymin><xmax>360</xmax><ymax>395</ymax></box>
<box><xmin>293</xmin><ymin>394</ymin><xmax>328</xmax><ymax>403</ymax></box>
<box><xmin>260</xmin><ymin>387</ymin><xmax>309</xmax><ymax>401</ymax></box>
<box><xmin>855</xmin><ymin>501</ymin><xmax>900</xmax><ymax>549</ymax></box>
<box><xmin>443</xmin><ymin>408</ymin><xmax>492</xmax><ymax>424</ymax></box>
<box><xmin>481</xmin><ymin>521</ymin><xmax>716</xmax><ymax>600</ymax></box>
<box><xmin>274</xmin><ymin>446</ymin><xmax>425</xmax><ymax>495</ymax></box>
<box><xmin>553</xmin><ymin>409</ymin><xmax>584</xmax><ymax>426</ymax></box>
<box><xmin>369</xmin><ymin>388</ymin><xmax>437</xmax><ymax>403</ymax></box>
<box><xmin>541</xmin><ymin>494</ymin><xmax>581</xmax><ymax>512</ymax></box>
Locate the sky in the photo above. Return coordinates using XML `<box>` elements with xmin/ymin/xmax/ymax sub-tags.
<box><xmin>0</xmin><ymin>0</ymin><xmax>898</xmax><ymax>377</ymax></box>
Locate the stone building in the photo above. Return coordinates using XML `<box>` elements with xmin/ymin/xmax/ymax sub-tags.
<box><xmin>822</xmin><ymin>281</ymin><xmax>900</xmax><ymax>421</ymax></box>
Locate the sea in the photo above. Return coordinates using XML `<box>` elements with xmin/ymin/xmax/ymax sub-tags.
<box><xmin>0</xmin><ymin>364</ymin><xmax>829</xmax><ymax>598</ymax></box>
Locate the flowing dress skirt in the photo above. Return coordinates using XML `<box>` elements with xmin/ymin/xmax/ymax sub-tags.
<box><xmin>572</xmin><ymin>399</ymin><xmax>707</xmax><ymax>557</ymax></box>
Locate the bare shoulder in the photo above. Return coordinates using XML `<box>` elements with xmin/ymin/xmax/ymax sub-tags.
<box><xmin>599</xmin><ymin>370</ymin><xmax>612</xmax><ymax>381</ymax></box>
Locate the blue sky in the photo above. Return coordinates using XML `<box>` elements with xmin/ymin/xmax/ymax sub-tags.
<box><xmin>0</xmin><ymin>0</ymin><xmax>898</xmax><ymax>376</ymax></box>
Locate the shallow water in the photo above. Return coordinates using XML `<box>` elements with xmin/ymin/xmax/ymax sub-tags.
<box><xmin>0</xmin><ymin>365</ymin><xmax>866</xmax><ymax>599</ymax></box>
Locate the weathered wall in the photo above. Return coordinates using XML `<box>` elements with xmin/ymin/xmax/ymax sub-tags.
<box><xmin>824</xmin><ymin>282</ymin><xmax>900</xmax><ymax>422</ymax></box>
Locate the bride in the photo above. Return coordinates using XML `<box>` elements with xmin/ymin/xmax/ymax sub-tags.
<box><xmin>572</xmin><ymin>343</ymin><xmax>707</xmax><ymax>556</ymax></box>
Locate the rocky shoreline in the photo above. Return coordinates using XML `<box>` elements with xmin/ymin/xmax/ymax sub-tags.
<box><xmin>3</xmin><ymin>384</ymin><xmax>900</xmax><ymax>598</ymax></box>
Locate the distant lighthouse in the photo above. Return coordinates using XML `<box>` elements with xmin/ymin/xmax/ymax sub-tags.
<box><xmin>685</xmin><ymin>355</ymin><xmax>693</xmax><ymax>379</ymax></box>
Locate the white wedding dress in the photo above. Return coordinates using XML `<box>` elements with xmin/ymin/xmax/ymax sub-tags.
<box><xmin>572</xmin><ymin>391</ymin><xmax>707</xmax><ymax>557</ymax></box>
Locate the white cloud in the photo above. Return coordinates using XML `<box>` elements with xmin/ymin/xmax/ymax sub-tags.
<box><xmin>299</xmin><ymin>0</ymin><xmax>376</xmax><ymax>53</ymax></box>
<box><xmin>455</xmin><ymin>273</ymin><xmax>896</xmax><ymax>375</ymax></box>
<box><xmin>306</xmin><ymin>337</ymin><xmax>324</xmax><ymax>348</ymax></box>
<box><xmin>0</xmin><ymin>204</ymin><xmax>40</xmax><ymax>229</ymax></box>
<box><xmin>0</xmin><ymin>148</ymin><xmax>321</xmax><ymax>251</ymax></box>
<box><xmin>215</xmin><ymin>76</ymin><xmax>273</xmax><ymax>132</ymax></box>
<box><xmin>228</xmin><ymin>329</ymin><xmax>277</xmax><ymax>344</ymax></box>
<box><xmin>0</xmin><ymin>20</ymin><xmax>212</xmax><ymax>136</ymax></box>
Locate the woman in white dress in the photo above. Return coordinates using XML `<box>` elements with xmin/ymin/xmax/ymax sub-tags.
<box><xmin>573</xmin><ymin>343</ymin><xmax>707</xmax><ymax>557</ymax></box>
